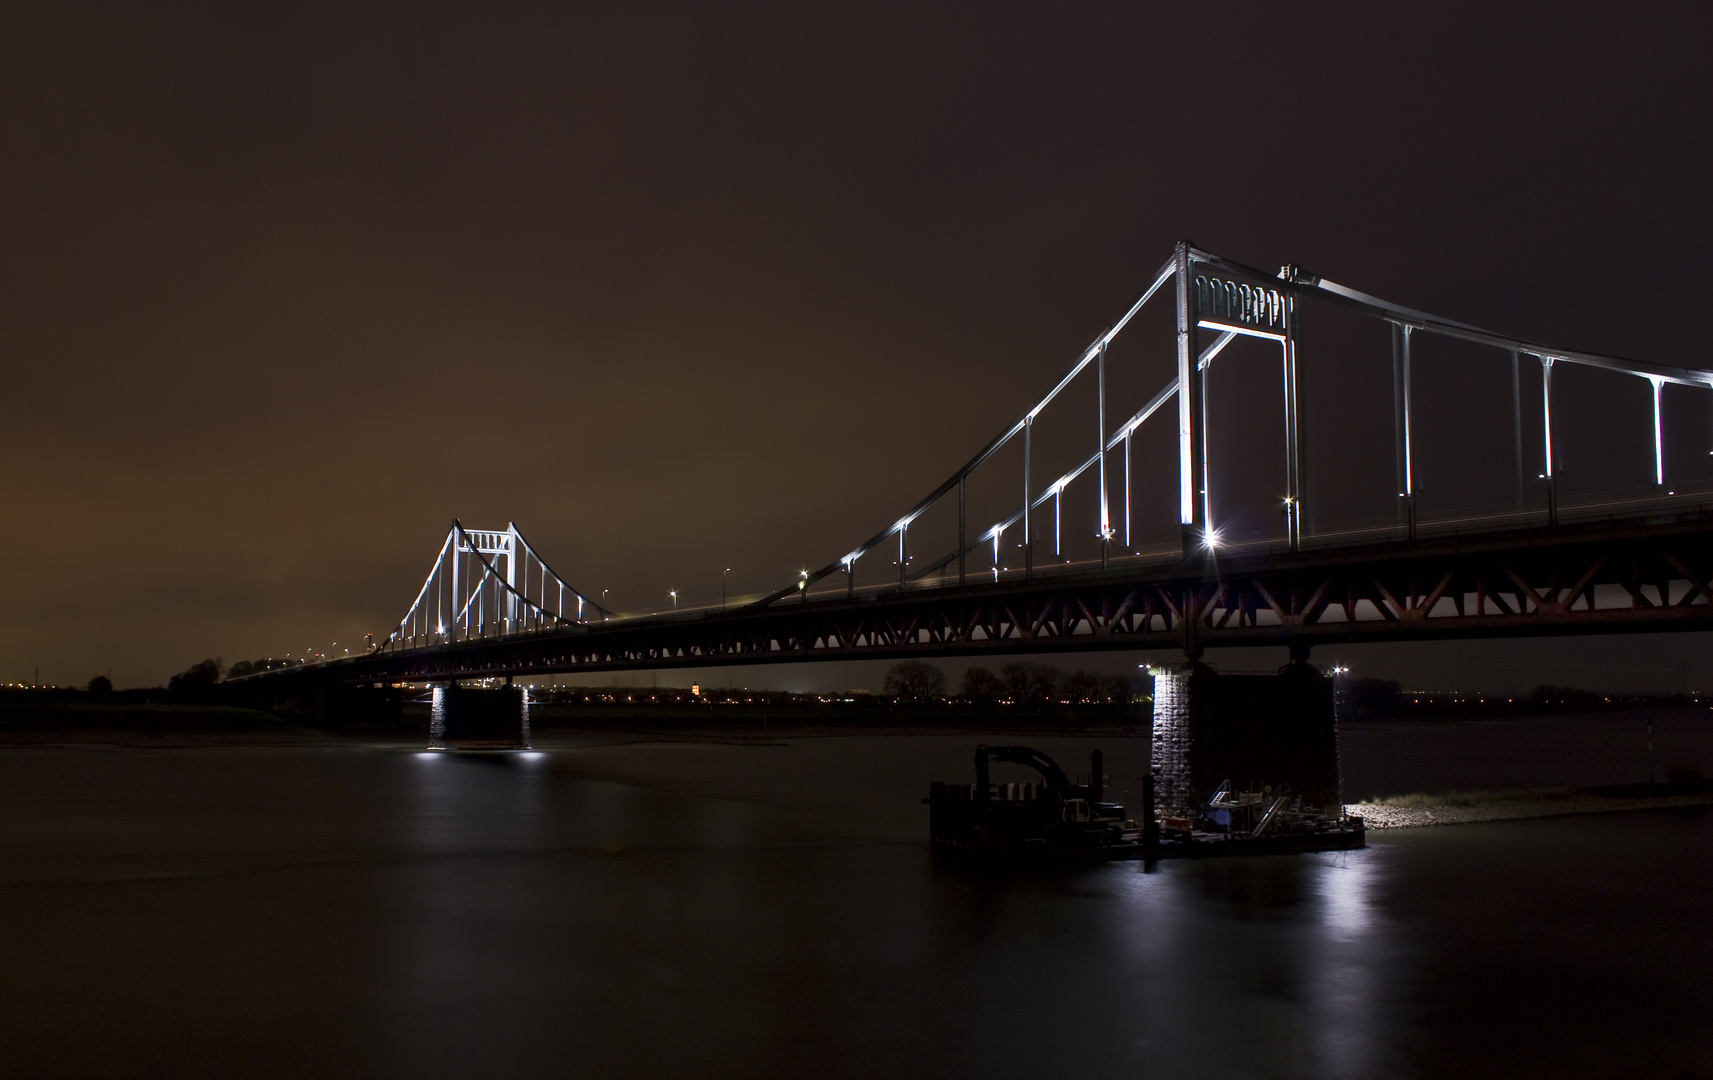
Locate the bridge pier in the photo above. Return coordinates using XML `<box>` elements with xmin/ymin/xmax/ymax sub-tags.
<box><xmin>429</xmin><ymin>683</ymin><xmax>531</xmax><ymax>750</ymax></box>
<box><xmin>1150</xmin><ymin>661</ymin><xmax>1340</xmax><ymax>819</ymax></box>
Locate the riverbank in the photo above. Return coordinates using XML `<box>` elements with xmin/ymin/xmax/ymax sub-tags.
<box><xmin>1349</xmin><ymin>782</ymin><xmax>1713</xmax><ymax>829</ymax></box>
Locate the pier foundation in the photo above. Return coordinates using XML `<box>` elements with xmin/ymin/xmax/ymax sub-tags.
<box><xmin>430</xmin><ymin>684</ymin><xmax>531</xmax><ymax>749</ymax></box>
<box><xmin>1150</xmin><ymin>662</ymin><xmax>1340</xmax><ymax>817</ymax></box>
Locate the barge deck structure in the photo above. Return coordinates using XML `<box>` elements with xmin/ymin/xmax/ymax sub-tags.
<box><xmin>927</xmin><ymin>745</ymin><xmax>1364</xmax><ymax>861</ymax></box>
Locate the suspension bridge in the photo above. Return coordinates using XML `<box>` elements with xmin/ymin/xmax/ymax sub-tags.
<box><xmin>240</xmin><ymin>242</ymin><xmax>1713</xmax><ymax>688</ymax></box>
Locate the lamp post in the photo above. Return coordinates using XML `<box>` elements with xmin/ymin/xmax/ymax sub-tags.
<box><xmin>669</xmin><ymin>590</ymin><xmax>678</xmax><ymax>608</ymax></box>
<box><xmin>602</xmin><ymin>589</ymin><xmax>609</xmax><ymax>621</ymax></box>
<box><xmin>722</xmin><ymin>568</ymin><xmax>731</xmax><ymax>611</ymax></box>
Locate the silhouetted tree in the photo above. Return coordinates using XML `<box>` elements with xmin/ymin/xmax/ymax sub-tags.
<box><xmin>86</xmin><ymin>675</ymin><xmax>112</xmax><ymax>694</ymax></box>
<box><xmin>168</xmin><ymin>658</ymin><xmax>223</xmax><ymax>698</ymax></box>
<box><xmin>224</xmin><ymin>657</ymin><xmax>289</xmax><ymax>679</ymax></box>
<box><xmin>960</xmin><ymin>666</ymin><xmax>1004</xmax><ymax>703</ymax></box>
<box><xmin>1061</xmin><ymin>670</ymin><xmax>1104</xmax><ymax>705</ymax></box>
<box><xmin>1001</xmin><ymin>661</ymin><xmax>1059</xmax><ymax>711</ymax></box>
<box><xmin>884</xmin><ymin>660</ymin><xmax>945</xmax><ymax>704</ymax></box>
<box><xmin>1058</xmin><ymin>670</ymin><xmax>1132</xmax><ymax>706</ymax></box>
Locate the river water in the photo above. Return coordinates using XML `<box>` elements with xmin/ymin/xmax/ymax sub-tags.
<box><xmin>1</xmin><ymin>723</ymin><xmax>1709</xmax><ymax>1078</ymax></box>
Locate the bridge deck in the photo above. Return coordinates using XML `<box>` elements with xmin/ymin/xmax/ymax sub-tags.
<box><xmin>252</xmin><ymin>506</ymin><xmax>1713</xmax><ymax>686</ymax></box>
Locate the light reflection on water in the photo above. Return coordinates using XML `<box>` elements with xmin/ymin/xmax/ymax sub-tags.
<box><xmin>0</xmin><ymin>738</ymin><xmax>1708</xmax><ymax>1078</ymax></box>
<box><xmin>1098</xmin><ymin>852</ymin><xmax>1404</xmax><ymax>1080</ymax></box>
<box><xmin>1306</xmin><ymin>851</ymin><xmax>1388</xmax><ymax>1078</ymax></box>
<box><xmin>390</xmin><ymin>749</ymin><xmax>1409</xmax><ymax>1079</ymax></box>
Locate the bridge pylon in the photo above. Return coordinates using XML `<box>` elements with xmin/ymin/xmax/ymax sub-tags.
<box><xmin>377</xmin><ymin>520</ymin><xmax>609</xmax><ymax>655</ymax></box>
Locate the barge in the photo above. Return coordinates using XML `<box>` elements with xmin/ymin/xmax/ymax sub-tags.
<box><xmin>927</xmin><ymin>745</ymin><xmax>1363</xmax><ymax>860</ymax></box>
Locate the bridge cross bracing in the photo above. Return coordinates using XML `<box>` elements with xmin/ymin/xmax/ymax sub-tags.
<box><xmin>244</xmin><ymin>242</ymin><xmax>1713</xmax><ymax>684</ymax></box>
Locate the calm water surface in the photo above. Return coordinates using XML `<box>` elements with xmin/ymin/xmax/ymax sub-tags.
<box><xmin>0</xmin><ymin>732</ymin><xmax>1708</xmax><ymax>1078</ymax></box>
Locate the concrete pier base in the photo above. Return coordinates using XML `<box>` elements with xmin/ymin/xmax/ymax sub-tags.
<box><xmin>430</xmin><ymin>684</ymin><xmax>531</xmax><ymax>749</ymax></box>
<box><xmin>1150</xmin><ymin>663</ymin><xmax>1340</xmax><ymax>817</ymax></box>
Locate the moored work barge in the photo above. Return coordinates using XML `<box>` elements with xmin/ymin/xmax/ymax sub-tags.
<box><xmin>927</xmin><ymin>745</ymin><xmax>1364</xmax><ymax>860</ymax></box>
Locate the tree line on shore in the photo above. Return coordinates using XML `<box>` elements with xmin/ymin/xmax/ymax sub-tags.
<box><xmin>1339</xmin><ymin>676</ymin><xmax>1710</xmax><ymax>719</ymax></box>
<box><xmin>20</xmin><ymin>660</ymin><xmax>1700</xmax><ymax>720</ymax></box>
<box><xmin>883</xmin><ymin>660</ymin><xmax>1141</xmax><ymax>710</ymax></box>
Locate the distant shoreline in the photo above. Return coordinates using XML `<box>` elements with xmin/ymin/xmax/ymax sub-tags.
<box><xmin>4</xmin><ymin>703</ymin><xmax>1707</xmax><ymax>830</ymax></box>
<box><xmin>0</xmin><ymin>699</ymin><xmax>1151</xmax><ymax>749</ymax></box>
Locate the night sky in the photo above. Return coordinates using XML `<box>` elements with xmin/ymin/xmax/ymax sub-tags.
<box><xmin>6</xmin><ymin>3</ymin><xmax>1712</xmax><ymax>691</ymax></box>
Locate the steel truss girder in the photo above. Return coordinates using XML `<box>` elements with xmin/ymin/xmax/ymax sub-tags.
<box><xmin>289</xmin><ymin>510</ymin><xmax>1713</xmax><ymax>686</ymax></box>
